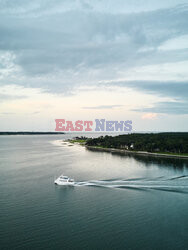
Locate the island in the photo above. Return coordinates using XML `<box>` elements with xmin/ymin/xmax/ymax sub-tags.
<box><xmin>69</xmin><ymin>133</ymin><xmax>188</xmax><ymax>159</ymax></box>
<box><xmin>0</xmin><ymin>132</ymin><xmax>65</xmax><ymax>135</ymax></box>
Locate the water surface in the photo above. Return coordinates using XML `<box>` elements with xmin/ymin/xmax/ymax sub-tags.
<box><xmin>0</xmin><ymin>135</ymin><xmax>188</xmax><ymax>250</ymax></box>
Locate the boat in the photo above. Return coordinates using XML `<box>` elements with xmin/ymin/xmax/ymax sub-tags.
<box><xmin>54</xmin><ymin>174</ymin><xmax>75</xmax><ymax>186</ymax></box>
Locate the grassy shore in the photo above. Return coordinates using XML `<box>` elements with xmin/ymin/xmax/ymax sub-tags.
<box><xmin>66</xmin><ymin>139</ymin><xmax>86</xmax><ymax>145</ymax></box>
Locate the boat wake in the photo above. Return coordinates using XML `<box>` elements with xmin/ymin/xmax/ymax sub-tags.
<box><xmin>74</xmin><ymin>175</ymin><xmax>188</xmax><ymax>193</ymax></box>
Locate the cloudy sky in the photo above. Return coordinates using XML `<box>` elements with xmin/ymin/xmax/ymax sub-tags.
<box><xmin>0</xmin><ymin>0</ymin><xmax>188</xmax><ymax>131</ymax></box>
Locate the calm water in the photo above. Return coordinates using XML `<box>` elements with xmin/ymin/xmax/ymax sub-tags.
<box><xmin>0</xmin><ymin>135</ymin><xmax>188</xmax><ymax>250</ymax></box>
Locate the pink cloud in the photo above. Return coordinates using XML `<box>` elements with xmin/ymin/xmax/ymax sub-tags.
<box><xmin>142</xmin><ymin>113</ymin><xmax>157</xmax><ymax>120</ymax></box>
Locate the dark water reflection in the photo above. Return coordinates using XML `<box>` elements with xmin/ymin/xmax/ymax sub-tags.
<box><xmin>123</xmin><ymin>153</ymin><xmax>188</xmax><ymax>169</ymax></box>
<box><xmin>87</xmin><ymin>147</ymin><xmax>188</xmax><ymax>169</ymax></box>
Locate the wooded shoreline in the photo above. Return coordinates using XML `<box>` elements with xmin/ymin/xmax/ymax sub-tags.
<box><xmin>85</xmin><ymin>145</ymin><xmax>188</xmax><ymax>159</ymax></box>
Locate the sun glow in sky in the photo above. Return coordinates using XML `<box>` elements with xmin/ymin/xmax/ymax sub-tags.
<box><xmin>0</xmin><ymin>0</ymin><xmax>188</xmax><ymax>131</ymax></box>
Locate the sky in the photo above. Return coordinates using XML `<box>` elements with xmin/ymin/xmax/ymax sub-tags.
<box><xmin>0</xmin><ymin>0</ymin><xmax>188</xmax><ymax>132</ymax></box>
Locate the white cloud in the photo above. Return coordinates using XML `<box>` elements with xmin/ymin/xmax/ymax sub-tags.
<box><xmin>158</xmin><ymin>35</ymin><xmax>188</xmax><ymax>51</ymax></box>
<box><xmin>0</xmin><ymin>1</ymin><xmax>188</xmax><ymax>130</ymax></box>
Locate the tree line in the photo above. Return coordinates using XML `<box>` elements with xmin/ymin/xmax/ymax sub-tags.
<box><xmin>85</xmin><ymin>133</ymin><xmax>188</xmax><ymax>154</ymax></box>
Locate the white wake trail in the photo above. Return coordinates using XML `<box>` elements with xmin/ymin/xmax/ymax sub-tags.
<box><xmin>74</xmin><ymin>177</ymin><xmax>188</xmax><ymax>193</ymax></box>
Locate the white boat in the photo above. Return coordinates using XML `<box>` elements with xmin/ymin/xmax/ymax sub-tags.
<box><xmin>54</xmin><ymin>175</ymin><xmax>75</xmax><ymax>186</ymax></box>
